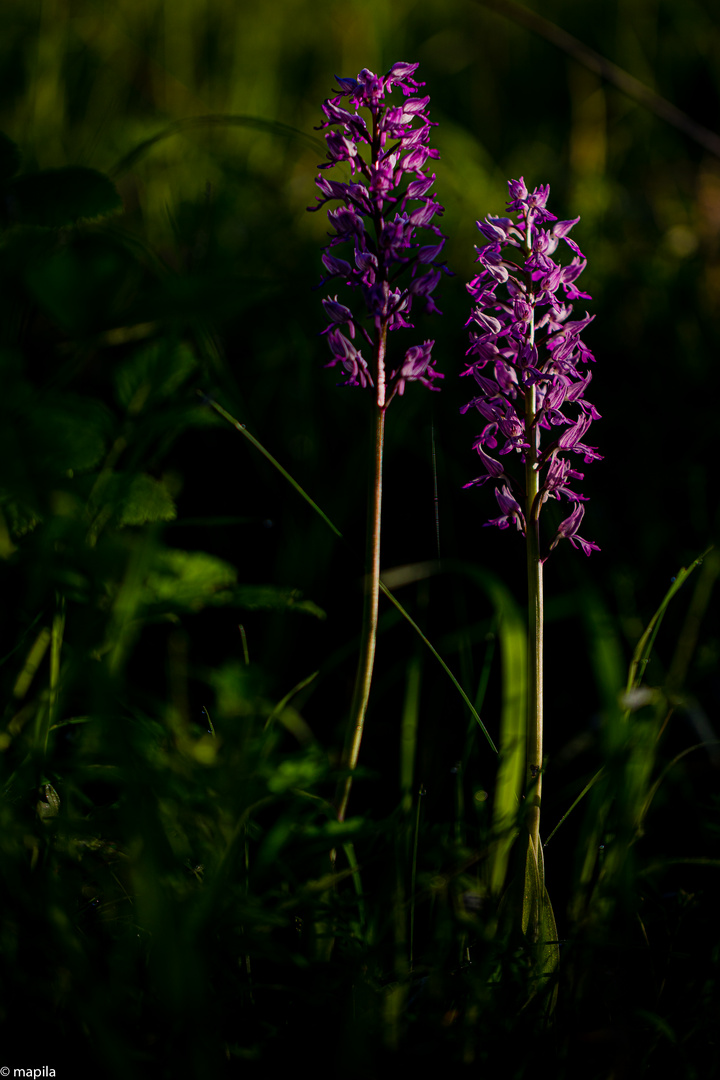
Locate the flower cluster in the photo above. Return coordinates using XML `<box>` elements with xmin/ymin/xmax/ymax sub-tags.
<box><xmin>308</xmin><ymin>62</ymin><xmax>449</xmax><ymax>405</ymax></box>
<box><xmin>462</xmin><ymin>178</ymin><xmax>600</xmax><ymax>556</ymax></box>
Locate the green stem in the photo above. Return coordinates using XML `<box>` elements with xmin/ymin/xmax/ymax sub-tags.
<box><xmin>337</xmin><ymin>327</ymin><xmax>387</xmax><ymax>823</ymax></box>
<box><xmin>523</xmin><ymin>221</ymin><xmax>544</xmax><ymax>876</ymax></box>
<box><xmin>525</xmin><ymin>418</ymin><xmax>543</xmax><ymax>869</ymax></box>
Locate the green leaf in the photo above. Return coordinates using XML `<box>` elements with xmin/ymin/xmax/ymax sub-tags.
<box><xmin>538</xmin><ymin>886</ymin><xmax>560</xmax><ymax>1015</ymax></box>
<box><xmin>215</xmin><ymin>585</ymin><xmax>326</xmax><ymax>619</ymax></box>
<box><xmin>0</xmin><ymin>379</ymin><xmax>109</xmax><ymax>479</ymax></box>
<box><xmin>143</xmin><ymin>549</ymin><xmax>236</xmax><ymax>610</ymax></box>
<box><xmin>0</xmin><ymin>374</ymin><xmax>110</xmax><ymax>527</ymax></box>
<box><xmin>266</xmin><ymin>749</ymin><xmax>327</xmax><ymax>794</ymax></box>
<box><xmin>626</xmin><ymin>548</ymin><xmax>711</xmax><ymax>694</ymax></box>
<box><xmin>115</xmin><ymin>473</ymin><xmax>179</xmax><ymax>527</ymax></box>
<box><xmin>300</xmin><ymin>816</ymin><xmax>366</xmax><ymax>839</ymax></box>
<box><xmin>40</xmin><ymin>395</ymin><xmax>110</xmax><ymax>475</ymax></box>
<box><xmin>114</xmin><ymin>340</ymin><xmax>198</xmax><ymax>411</ymax></box>
<box><xmin>522</xmin><ymin>834</ymin><xmax>542</xmax><ymax>938</ymax></box>
<box><xmin>547</xmin><ymin>553</ymin><xmax>714</xmax><ymax>849</ymax></box>
<box><xmin>0</xmin><ymin>498</ymin><xmax>43</xmax><ymax>538</ymax></box>
<box><xmin>5</xmin><ymin>167</ymin><xmax>122</xmax><ymax>228</ymax></box>
<box><xmin>140</xmin><ymin>553</ymin><xmax>326</xmax><ymax>621</ymax></box>
<box><xmin>518</xmin><ymin>837</ymin><xmax>559</xmax><ymax>1012</ymax></box>
<box><xmin>0</xmin><ymin>132</ymin><xmax>21</xmax><ymax>184</ymax></box>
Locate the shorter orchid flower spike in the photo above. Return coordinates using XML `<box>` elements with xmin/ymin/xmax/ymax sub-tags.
<box><xmin>462</xmin><ymin>178</ymin><xmax>600</xmax><ymax>556</ymax></box>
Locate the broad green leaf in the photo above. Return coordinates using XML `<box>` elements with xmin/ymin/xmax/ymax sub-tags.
<box><xmin>5</xmin><ymin>167</ymin><xmax>122</xmax><ymax>228</ymax></box>
<box><xmin>112</xmin><ymin>474</ymin><xmax>177</xmax><ymax>527</ymax></box>
<box><xmin>143</xmin><ymin>549</ymin><xmax>236</xmax><ymax>609</ymax></box>
<box><xmin>0</xmin><ymin>379</ymin><xmax>110</xmax><ymax>534</ymax></box>
<box><xmin>0</xmin><ymin>380</ymin><xmax>109</xmax><ymax>482</ymax></box>
<box><xmin>266</xmin><ymin>749</ymin><xmax>326</xmax><ymax>794</ymax></box>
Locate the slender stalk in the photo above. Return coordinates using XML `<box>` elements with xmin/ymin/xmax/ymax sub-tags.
<box><xmin>523</xmin><ymin>230</ymin><xmax>544</xmax><ymax>876</ymax></box>
<box><xmin>336</xmin><ymin>328</ymin><xmax>387</xmax><ymax>823</ymax></box>
<box><xmin>525</xmin><ymin>435</ymin><xmax>544</xmax><ymax>870</ymax></box>
<box><xmin>334</xmin><ymin>98</ymin><xmax>390</xmax><ymax>824</ymax></box>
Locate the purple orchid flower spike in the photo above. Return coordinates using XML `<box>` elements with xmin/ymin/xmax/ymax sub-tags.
<box><xmin>308</xmin><ymin>62</ymin><xmax>450</xmax><ymax>407</ymax></box>
<box><xmin>307</xmin><ymin>65</ymin><xmax>454</xmax><ymax>831</ymax></box>
<box><xmin>462</xmin><ymin>178</ymin><xmax>601</xmax><ymax>556</ymax></box>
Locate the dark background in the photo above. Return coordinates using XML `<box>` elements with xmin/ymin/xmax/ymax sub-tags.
<box><xmin>0</xmin><ymin>1</ymin><xmax>719</xmax><ymax>1072</ymax></box>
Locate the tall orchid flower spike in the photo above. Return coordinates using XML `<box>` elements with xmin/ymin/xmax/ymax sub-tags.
<box><xmin>463</xmin><ymin>179</ymin><xmax>599</xmax><ymax>953</ymax></box>
<box><xmin>308</xmin><ymin>64</ymin><xmax>449</xmax><ymax>828</ymax></box>
<box><xmin>309</xmin><ymin>62</ymin><xmax>450</xmax><ymax>407</ymax></box>
<box><xmin>462</xmin><ymin>176</ymin><xmax>601</xmax><ymax>559</ymax></box>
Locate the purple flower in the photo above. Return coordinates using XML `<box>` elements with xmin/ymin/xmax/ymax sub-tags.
<box><xmin>486</xmin><ymin>484</ymin><xmax>526</xmax><ymax>533</ymax></box>
<box><xmin>549</xmin><ymin>503</ymin><xmax>600</xmax><ymax>557</ymax></box>
<box><xmin>462</xmin><ymin>178</ymin><xmax>600</xmax><ymax>555</ymax></box>
<box><xmin>308</xmin><ymin>63</ymin><xmax>450</xmax><ymax>405</ymax></box>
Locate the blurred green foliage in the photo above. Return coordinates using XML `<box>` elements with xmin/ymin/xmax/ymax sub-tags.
<box><xmin>0</xmin><ymin>0</ymin><xmax>719</xmax><ymax>1076</ymax></box>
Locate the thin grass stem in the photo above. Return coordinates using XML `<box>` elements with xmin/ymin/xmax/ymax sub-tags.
<box><xmin>626</xmin><ymin>547</ymin><xmax>711</xmax><ymax>694</ymax></box>
<box><xmin>543</xmin><ymin>767</ymin><xmax>605</xmax><ymax>846</ymax></box>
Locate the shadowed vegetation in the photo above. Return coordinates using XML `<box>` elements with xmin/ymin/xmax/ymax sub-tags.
<box><xmin>0</xmin><ymin>1</ymin><xmax>719</xmax><ymax>1076</ymax></box>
